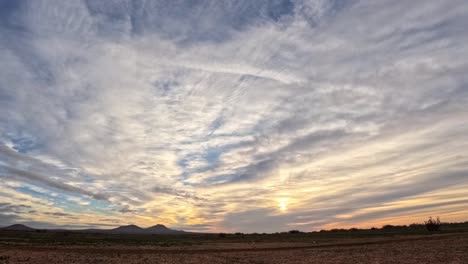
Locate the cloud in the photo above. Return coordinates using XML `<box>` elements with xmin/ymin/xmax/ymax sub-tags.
<box><xmin>173</xmin><ymin>223</ymin><xmax>214</xmax><ymax>232</ymax></box>
<box><xmin>43</xmin><ymin>212</ymin><xmax>73</xmax><ymax>217</ymax></box>
<box><xmin>0</xmin><ymin>203</ymin><xmax>31</xmax><ymax>214</ymax></box>
<box><xmin>152</xmin><ymin>186</ymin><xmax>207</xmax><ymax>201</ymax></box>
<box><xmin>117</xmin><ymin>205</ymin><xmax>139</xmax><ymax>214</ymax></box>
<box><xmin>0</xmin><ymin>162</ymin><xmax>108</xmax><ymax>201</ymax></box>
<box><xmin>0</xmin><ymin>0</ymin><xmax>468</xmax><ymax>232</ymax></box>
<box><xmin>0</xmin><ymin>214</ymin><xmax>17</xmax><ymax>227</ymax></box>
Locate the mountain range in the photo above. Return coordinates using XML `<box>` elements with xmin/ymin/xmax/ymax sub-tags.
<box><xmin>0</xmin><ymin>224</ymin><xmax>191</xmax><ymax>235</ymax></box>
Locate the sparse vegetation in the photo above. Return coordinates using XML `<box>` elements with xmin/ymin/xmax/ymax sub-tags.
<box><xmin>0</xmin><ymin>220</ymin><xmax>467</xmax><ymax>247</ymax></box>
<box><xmin>0</xmin><ymin>220</ymin><xmax>467</xmax><ymax>263</ymax></box>
<box><xmin>0</xmin><ymin>232</ymin><xmax>467</xmax><ymax>264</ymax></box>
<box><xmin>0</xmin><ymin>255</ymin><xmax>10</xmax><ymax>264</ymax></box>
<box><xmin>425</xmin><ymin>216</ymin><xmax>442</xmax><ymax>232</ymax></box>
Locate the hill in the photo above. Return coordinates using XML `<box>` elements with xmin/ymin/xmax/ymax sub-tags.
<box><xmin>0</xmin><ymin>224</ymin><xmax>35</xmax><ymax>231</ymax></box>
<box><xmin>145</xmin><ymin>224</ymin><xmax>188</xmax><ymax>235</ymax></box>
<box><xmin>108</xmin><ymin>225</ymin><xmax>145</xmax><ymax>234</ymax></box>
<box><xmin>0</xmin><ymin>223</ymin><xmax>191</xmax><ymax>235</ymax></box>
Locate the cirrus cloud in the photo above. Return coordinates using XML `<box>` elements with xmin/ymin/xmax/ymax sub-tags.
<box><xmin>0</xmin><ymin>0</ymin><xmax>468</xmax><ymax>232</ymax></box>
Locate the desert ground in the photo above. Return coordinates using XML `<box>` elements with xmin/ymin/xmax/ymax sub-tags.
<box><xmin>0</xmin><ymin>232</ymin><xmax>467</xmax><ymax>263</ymax></box>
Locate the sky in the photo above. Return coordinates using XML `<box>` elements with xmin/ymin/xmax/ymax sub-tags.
<box><xmin>0</xmin><ymin>0</ymin><xmax>468</xmax><ymax>233</ymax></box>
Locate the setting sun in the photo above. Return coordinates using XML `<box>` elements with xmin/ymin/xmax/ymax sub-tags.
<box><xmin>278</xmin><ymin>198</ymin><xmax>289</xmax><ymax>212</ymax></box>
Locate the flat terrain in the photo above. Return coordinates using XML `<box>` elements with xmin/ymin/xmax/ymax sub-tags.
<box><xmin>1</xmin><ymin>230</ymin><xmax>468</xmax><ymax>263</ymax></box>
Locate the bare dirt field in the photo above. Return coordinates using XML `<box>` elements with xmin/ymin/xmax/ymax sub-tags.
<box><xmin>0</xmin><ymin>233</ymin><xmax>467</xmax><ymax>264</ymax></box>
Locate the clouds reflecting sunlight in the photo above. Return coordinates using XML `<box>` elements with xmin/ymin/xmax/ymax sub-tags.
<box><xmin>1</xmin><ymin>0</ymin><xmax>468</xmax><ymax>232</ymax></box>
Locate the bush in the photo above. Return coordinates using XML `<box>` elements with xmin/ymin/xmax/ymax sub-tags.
<box><xmin>425</xmin><ymin>217</ymin><xmax>441</xmax><ymax>232</ymax></box>
<box><xmin>0</xmin><ymin>255</ymin><xmax>10</xmax><ymax>263</ymax></box>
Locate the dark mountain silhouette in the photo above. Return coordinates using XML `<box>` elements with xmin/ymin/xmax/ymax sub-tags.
<box><xmin>145</xmin><ymin>224</ymin><xmax>188</xmax><ymax>235</ymax></box>
<box><xmin>0</xmin><ymin>224</ymin><xmax>35</xmax><ymax>231</ymax></box>
<box><xmin>108</xmin><ymin>224</ymin><xmax>145</xmax><ymax>234</ymax></box>
<box><xmin>106</xmin><ymin>224</ymin><xmax>189</xmax><ymax>235</ymax></box>
<box><xmin>0</xmin><ymin>223</ymin><xmax>193</xmax><ymax>235</ymax></box>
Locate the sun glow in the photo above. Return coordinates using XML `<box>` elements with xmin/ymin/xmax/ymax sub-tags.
<box><xmin>278</xmin><ymin>198</ymin><xmax>289</xmax><ymax>212</ymax></box>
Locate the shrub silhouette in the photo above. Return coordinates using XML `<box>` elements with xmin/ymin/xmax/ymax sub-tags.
<box><xmin>425</xmin><ymin>216</ymin><xmax>441</xmax><ymax>232</ymax></box>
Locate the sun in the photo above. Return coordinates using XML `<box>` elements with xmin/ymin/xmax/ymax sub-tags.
<box><xmin>279</xmin><ymin>202</ymin><xmax>287</xmax><ymax>212</ymax></box>
<box><xmin>278</xmin><ymin>198</ymin><xmax>289</xmax><ymax>212</ymax></box>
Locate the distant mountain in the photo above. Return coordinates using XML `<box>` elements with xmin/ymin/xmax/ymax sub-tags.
<box><xmin>145</xmin><ymin>224</ymin><xmax>188</xmax><ymax>235</ymax></box>
<box><xmin>108</xmin><ymin>224</ymin><xmax>145</xmax><ymax>234</ymax></box>
<box><xmin>0</xmin><ymin>224</ymin><xmax>35</xmax><ymax>231</ymax></box>
<box><xmin>0</xmin><ymin>223</ymin><xmax>193</xmax><ymax>235</ymax></box>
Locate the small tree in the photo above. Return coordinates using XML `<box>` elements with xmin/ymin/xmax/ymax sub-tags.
<box><xmin>425</xmin><ymin>216</ymin><xmax>441</xmax><ymax>232</ymax></box>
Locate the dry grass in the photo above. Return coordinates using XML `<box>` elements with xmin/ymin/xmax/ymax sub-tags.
<box><xmin>0</xmin><ymin>233</ymin><xmax>467</xmax><ymax>263</ymax></box>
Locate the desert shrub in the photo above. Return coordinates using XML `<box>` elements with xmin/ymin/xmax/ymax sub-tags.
<box><xmin>159</xmin><ymin>242</ymin><xmax>176</xmax><ymax>247</ymax></box>
<box><xmin>234</xmin><ymin>232</ymin><xmax>244</xmax><ymax>238</ymax></box>
<box><xmin>0</xmin><ymin>255</ymin><xmax>10</xmax><ymax>264</ymax></box>
<box><xmin>425</xmin><ymin>217</ymin><xmax>441</xmax><ymax>232</ymax></box>
<box><xmin>330</xmin><ymin>229</ymin><xmax>344</xmax><ymax>232</ymax></box>
<box><xmin>288</xmin><ymin>230</ymin><xmax>301</xmax><ymax>234</ymax></box>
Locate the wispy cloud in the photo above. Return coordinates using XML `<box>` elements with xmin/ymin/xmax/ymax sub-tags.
<box><xmin>0</xmin><ymin>0</ymin><xmax>467</xmax><ymax>232</ymax></box>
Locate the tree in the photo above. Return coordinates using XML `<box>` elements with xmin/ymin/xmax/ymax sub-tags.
<box><xmin>425</xmin><ymin>216</ymin><xmax>441</xmax><ymax>232</ymax></box>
